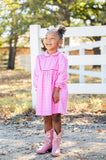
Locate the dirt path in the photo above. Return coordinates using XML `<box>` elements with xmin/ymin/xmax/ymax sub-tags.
<box><xmin>0</xmin><ymin>114</ymin><xmax>106</xmax><ymax>160</ymax></box>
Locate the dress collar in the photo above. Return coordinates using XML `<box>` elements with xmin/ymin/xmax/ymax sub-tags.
<box><xmin>44</xmin><ymin>50</ymin><xmax>60</xmax><ymax>57</ymax></box>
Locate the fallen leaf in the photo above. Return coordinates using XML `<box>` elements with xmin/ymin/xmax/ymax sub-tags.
<box><xmin>98</xmin><ymin>129</ymin><xmax>102</xmax><ymax>132</ymax></box>
<box><xmin>102</xmin><ymin>105</ymin><xmax>106</xmax><ymax>107</ymax></box>
<box><xmin>98</xmin><ymin>110</ymin><xmax>101</xmax><ymax>112</ymax></box>
<box><xmin>3</xmin><ymin>113</ymin><xmax>8</xmax><ymax>116</ymax></box>
<box><xmin>39</xmin><ymin>118</ymin><xmax>43</xmax><ymax>122</ymax></box>
<box><xmin>7</xmin><ymin>106</ymin><xmax>12</xmax><ymax>110</ymax></box>
<box><xmin>26</xmin><ymin>117</ymin><xmax>32</xmax><ymax>121</ymax></box>
<box><xmin>31</xmin><ymin>144</ymin><xmax>34</xmax><ymax>148</ymax></box>
<box><xmin>0</xmin><ymin>109</ymin><xmax>4</xmax><ymax>113</ymax></box>
<box><xmin>20</xmin><ymin>126</ymin><xmax>24</xmax><ymax>128</ymax></box>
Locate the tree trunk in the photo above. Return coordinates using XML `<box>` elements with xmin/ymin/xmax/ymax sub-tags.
<box><xmin>64</xmin><ymin>15</ymin><xmax>70</xmax><ymax>46</ymax></box>
<box><xmin>93</xmin><ymin>36</ymin><xmax>101</xmax><ymax>68</ymax></box>
<box><xmin>7</xmin><ymin>38</ymin><xmax>13</xmax><ymax>69</ymax></box>
<box><xmin>7</xmin><ymin>36</ymin><xmax>18</xmax><ymax>70</ymax></box>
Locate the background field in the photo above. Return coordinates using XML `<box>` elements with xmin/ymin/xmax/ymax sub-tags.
<box><xmin>0</xmin><ymin>69</ymin><xmax>105</xmax><ymax>121</ymax></box>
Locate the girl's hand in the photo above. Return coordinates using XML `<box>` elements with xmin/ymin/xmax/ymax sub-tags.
<box><xmin>53</xmin><ymin>88</ymin><xmax>60</xmax><ymax>103</ymax></box>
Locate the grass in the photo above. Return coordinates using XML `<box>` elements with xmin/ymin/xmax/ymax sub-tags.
<box><xmin>70</xmin><ymin>65</ymin><xmax>101</xmax><ymax>72</ymax></box>
<box><xmin>67</xmin><ymin>94</ymin><xmax>106</xmax><ymax>114</ymax></box>
<box><xmin>67</xmin><ymin>74</ymin><xmax>101</xmax><ymax>83</ymax></box>
<box><xmin>0</xmin><ymin>69</ymin><xmax>106</xmax><ymax>121</ymax></box>
<box><xmin>0</xmin><ymin>69</ymin><xmax>32</xmax><ymax>120</ymax></box>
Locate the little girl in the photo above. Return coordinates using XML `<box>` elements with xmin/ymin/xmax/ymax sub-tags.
<box><xmin>33</xmin><ymin>25</ymin><xmax>68</xmax><ymax>156</ymax></box>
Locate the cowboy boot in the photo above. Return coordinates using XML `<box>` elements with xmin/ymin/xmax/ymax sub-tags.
<box><xmin>51</xmin><ymin>129</ymin><xmax>63</xmax><ymax>156</ymax></box>
<box><xmin>36</xmin><ymin>129</ymin><xmax>53</xmax><ymax>154</ymax></box>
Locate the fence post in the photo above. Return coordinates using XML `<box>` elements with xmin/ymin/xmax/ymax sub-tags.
<box><xmin>79</xmin><ymin>43</ymin><xmax>85</xmax><ymax>83</ymax></box>
<box><xmin>101</xmin><ymin>37</ymin><xmax>106</xmax><ymax>84</ymax></box>
<box><xmin>30</xmin><ymin>25</ymin><xmax>41</xmax><ymax>109</ymax></box>
<box><xmin>65</xmin><ymin>45</ymin><xmax>70</xmax><ymax>80</ymax></box>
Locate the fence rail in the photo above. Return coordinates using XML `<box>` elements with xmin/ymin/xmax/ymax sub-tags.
<box><xmin>67</xmin><ymin>55</ymin><xmax>106</xmax><ymax>65</ymax></box>
<box><xmin>67</xmin><ymin>84</ymin><xmax>106</xmax><ymax>94</ymax></box>
<box><xmin>60</xmin><ymin>38</ymin><xmax>106</xmax><ymax>86</ymax></box>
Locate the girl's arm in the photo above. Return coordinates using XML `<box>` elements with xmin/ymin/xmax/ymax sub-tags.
<box><xmin>53</xmin><ymin>55</ymin><xmax>68</xmax><ymax>103</ymax></box>
<box><xmin>33</xmin><ymin>56</ymin><xmax>40</xmax><ymax>90</ymax></box>
<box><xmin>55</xmin><ymin>54</ymin><xmax>68</xmax><ymax>89</ymax></box>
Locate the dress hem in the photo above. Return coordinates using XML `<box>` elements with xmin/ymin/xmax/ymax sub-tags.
<box><xmin>36</xmin><ymin>112</ymin><xmax>66</xmax><ymax>116</ymax></box>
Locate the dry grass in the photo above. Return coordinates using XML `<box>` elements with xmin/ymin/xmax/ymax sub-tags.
<box><xmin>0</xmin><ymin>69</ymin><xmax>106</xmax><ymax>120</ymax></box>
<box><xmin>67</xmin><ymin>94</ymin><xmax>106</xmax><ymax>114</ymax></box>
<box><xmin>0</xmin><ymin>69</ymin><xmax>32</xmax><ymax>119</ymax></box>
<box><xmin>68</xmin><ymin>66</ymin><xmax>101</xmax><ymax>83</ymax></box>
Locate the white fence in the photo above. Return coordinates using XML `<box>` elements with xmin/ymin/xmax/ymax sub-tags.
<box><xmin>30</xmin><ymin>25</ymin><xmax>106</xmax><ymax>109</ymax></box>
<box><xmin>60</xmin><ymin>39</ymin><xmax>106</xmax><ymax>94</ymax></box>
<box><xmin>0</xmin><ymin>55</ymin><xmax>31</xmax><ymax>71</ymax></box>
<box><xmin>15</xmin><ymin>54</ymin><xmax>31</xmax><ymax>71</ymax></box>
<box><xmin>0</xmin><ymin>56</ymin><xmax>8</xmax><ymax>68</ymax></box>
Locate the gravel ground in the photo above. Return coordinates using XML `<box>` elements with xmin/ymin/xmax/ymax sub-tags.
<box><xmin>0</xmin><ymin>114</ymin><xmax>106</xmax><ymax>160</ymax></box>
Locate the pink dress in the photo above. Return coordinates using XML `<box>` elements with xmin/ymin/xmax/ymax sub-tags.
<box><xmin>33</xmin><ymin>50</ymin><xmax>68</xmax><ymax>116</ymax></box>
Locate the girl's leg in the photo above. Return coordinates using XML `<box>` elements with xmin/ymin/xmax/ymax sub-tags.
<box><xmin>44</xmin><ymin>115</ymin><xmax>52</xmax><ymax>132</ymax></box>
<box><xmin>52</xmin><ymin>114</ymin><xmax>61</xmax><ymax>134</ymax></box>
<box><xmin>36</xmin><ymin>115</ymin><xmax>53</xmax><ymax>154</ymax></box>
<box><xmin>52</xmin><ymin>113</ymin><xmax>62</xmax><ymax>156</ymax></box>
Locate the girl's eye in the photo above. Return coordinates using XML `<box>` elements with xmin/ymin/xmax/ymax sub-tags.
<box><xmin>44</xmin><ymin>37</ymin><xmax>55</xmax><ymax>40</ymax></box>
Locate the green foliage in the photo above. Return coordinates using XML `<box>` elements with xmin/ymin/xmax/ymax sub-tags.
<box><xmin>71</xmin><ymin>0</ymin><xmax>106</xmax><ymax>26</ymax></box>
<box><xmin>0</xmin><ymin>39</ymin><xmax>3</xmax><ymax>47</ymax></box>
<box><xmin>0</xmin><ymin>0</ymin><xmax>49</xmax><ymax>69</ymax></box>
<box><xmin>1</xmin><ymin>0</ymin><xmax>31</xmax><ymax>39</ymax></box>
<box><xmin>0</xmin><ymin>0</ymin><xmax>105</xmax><ymax>39</ymax></box>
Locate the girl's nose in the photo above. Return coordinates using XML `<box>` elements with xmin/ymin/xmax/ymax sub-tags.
<box><xmin>46</xmin><ymin>38</ymin><xmax>51</xmax><ymax>41</ymax></box>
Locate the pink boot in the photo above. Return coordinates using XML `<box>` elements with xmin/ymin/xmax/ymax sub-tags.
<box><xmin>51</xmin><ymin>129</ymin><xmax>63</xmax><ymax>156</ymax></box>
<box><xmin>36</xmin><ymin>129</ymin><xmax>53</xmax><ymax>154</ymax></box>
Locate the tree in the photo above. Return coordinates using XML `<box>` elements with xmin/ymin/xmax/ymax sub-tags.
<box><xmin>1</xmin><ymin>0</ymin><xmax>28</xmax><ymax>69</ymax></box>
<box><xmin>1</xmin><ymin>0</ymin><xmax>105</xmax><ymax>69</ymax></box>
<box><xmin>0</xmin><ymin>0</ymin><xmax>49</xmax><ymax>69</ymax></box>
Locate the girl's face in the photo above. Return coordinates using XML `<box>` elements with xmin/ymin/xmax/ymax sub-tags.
<box><xmin>44</xmin><ymin>31</ymin><xmax>62</xmax><ymax>54</ymax></box>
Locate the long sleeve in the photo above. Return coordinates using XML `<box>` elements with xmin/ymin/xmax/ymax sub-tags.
<box><xmin>55</xmin><ymin>54</ymin><xmax>68</xmax><ymax>89</ymax></box>
<box><xmin>33</xmin><ymin>56</ymin><xmax>40</xmax><ymax>89</ymax></box>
